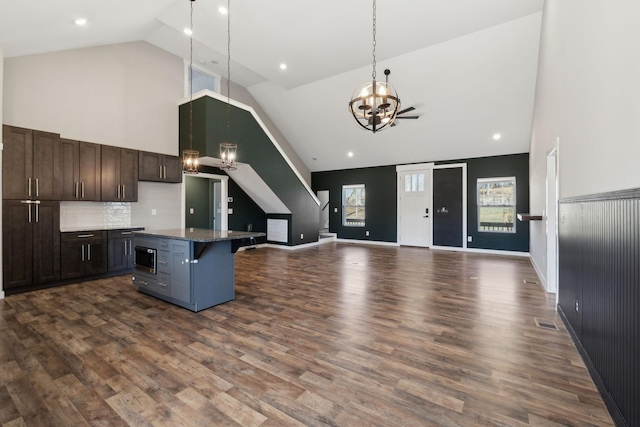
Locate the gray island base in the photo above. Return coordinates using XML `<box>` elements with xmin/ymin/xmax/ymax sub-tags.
<box><xmin>132</xmin><ymin>228</ymin><xmax>265</xmax><ymax>312</ymax></box>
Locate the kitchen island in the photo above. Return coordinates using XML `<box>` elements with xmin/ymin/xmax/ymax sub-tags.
<box><xmin>132</xmin><ymin>228</ymin><xmax>265</xmax><ymax>312</ymax></box>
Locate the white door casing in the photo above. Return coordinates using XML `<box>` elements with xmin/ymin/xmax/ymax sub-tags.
<box><xmin>546</xmin><ymin>139</ymin><xmax>559</xmax><ymax>295</ymax></box>
<box><xmin>397</xmin><ymin>164</ymin><xmax>434</xmax><ymax>247</ymax></box>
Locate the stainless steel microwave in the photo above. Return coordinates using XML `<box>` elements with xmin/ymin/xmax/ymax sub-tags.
<box><xmin>134</xmin><ymin>246</ymin><xmax>157</xmax><ymax>274</ymax></box>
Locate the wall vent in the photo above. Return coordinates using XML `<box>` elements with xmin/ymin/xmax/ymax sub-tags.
<box><xmin>534</xmin><ymin>318</ymin><xmax>558</xmax><ymax>331</ymax></box>
<box><xmin>523</xmin><ymin>279</ymin><xmax>538</xmax><ymax>285</ymax></box>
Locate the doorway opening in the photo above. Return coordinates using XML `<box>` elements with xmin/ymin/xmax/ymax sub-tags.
<box><xmin>396</xmin><ymin>163</ymin><xmax>434</xmax><ymax>247</ymax></box>
<box><xmin>181</xmin><ymin>173</ymin><xmax>229</xmax><ymax>230</ymax></box>
<box><xmin>317</xmin><ymin>190</ymin><xmax>329</xmax><ymax>233</ymax></box>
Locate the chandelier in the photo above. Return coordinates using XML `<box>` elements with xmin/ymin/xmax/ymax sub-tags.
<box><xmin>348</xmin><ymin>0</ymin><xmax>400</xmax><ymax>133</ymax></box>
<box><xmin>219</xmin><ymin>0</ymin><xmax>237</xmax><ymax>170</ymax></box>
<box><xmin>183</xmin><ymin>0</ymin><xmax>199</xmax><ymax>174</ymax></box>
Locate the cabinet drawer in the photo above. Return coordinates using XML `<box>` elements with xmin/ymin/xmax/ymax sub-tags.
<box><xmin>157</xmin><ymin>273</ymin><xmax>171</xmax><ymax>296</ymax></box>
<box><xmin>133</xmin><ymin>275</ymin><xmax>158</xmax><ymax>292</ymax></box>
<box><xmin>61</xmin><ymin>230</ymin><xmax>106</xmax><ymax>242</ymax></box>
<box><xmin>157</xmin><ymin>250</ymin><xmax>171</xmax><ymax>274</ymax></box>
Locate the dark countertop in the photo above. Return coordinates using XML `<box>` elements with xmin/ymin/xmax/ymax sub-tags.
<box><xmin>133</xmin><ymin>228</ymin><xmax>265</xmax><ymax>242</ymax></box>
<box><xmin>60</xmin><ymin>225</ymin><xmax>145</xmax><ymax>233</ymax></box>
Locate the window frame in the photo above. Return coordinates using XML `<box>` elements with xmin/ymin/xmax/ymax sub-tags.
<box><xmin>342</xmin><ymin>184</ymin><xmax>366</xmax><ymax>227</ymax></box>
<box><xmin>477</xmin><ymin>177</ymin><xmax>516</xmax><ymax>234</ymax></box>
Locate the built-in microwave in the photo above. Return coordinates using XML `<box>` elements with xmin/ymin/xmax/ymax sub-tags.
<box><xmin>134</xmin><ymin>246</ymin><xmax>157</xmax><ymax>274</ymax></box>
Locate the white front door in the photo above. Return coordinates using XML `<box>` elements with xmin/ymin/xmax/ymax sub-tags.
<box><xmin>398</xmin><ymin>169</ymin><xmax>432</xmax><ymax>247</ymax></box>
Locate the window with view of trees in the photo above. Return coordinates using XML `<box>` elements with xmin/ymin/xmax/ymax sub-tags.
<box><xmin>477</xmin><ymin>177</ymin><xmax>516</xmax><ymax>233</ymax></box>
<box><xmin>343</xmin><ymin>184</ymin><xmax>365</xmax><ymax>227</ymax></box>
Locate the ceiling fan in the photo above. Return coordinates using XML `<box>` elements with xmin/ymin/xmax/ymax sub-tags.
<box><xmin>383</xmin><ymin>69</ymin><xmax>420</xmax><ymax>126</ymax></box>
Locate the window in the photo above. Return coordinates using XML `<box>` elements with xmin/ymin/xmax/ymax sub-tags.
<box><xmin>185</xmin><ymin>63</ymin><xmax>221</xmax><ymax>96</ymax></box>
<box><xmin>477</xmin><ymin>177</ymin><xmax>516</xmax><ymax>233</ymax></box>
<box><xmin>404</xmin><ymin>173</ymin><xmax>425</xmax><ymax>192</ymax></box>
<box><xmin>343</xmin><ymin>184</ymin><xmax>365</xmax><ymax>227</ymax></box>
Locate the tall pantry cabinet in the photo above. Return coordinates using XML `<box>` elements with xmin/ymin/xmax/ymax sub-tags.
<box><xmin>2</xmin><ymin>125</ymin><xmax>61</xmax><ymax>289</ymax></box>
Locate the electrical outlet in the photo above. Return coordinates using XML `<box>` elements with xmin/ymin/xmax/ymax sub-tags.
<box><xmin>575</xmin><ymin>300</ymin><xmax>579</xmax><ymax>313</ymax></box>
<box><xmin>365</xmin><ymin>231</ymin><xmax>370</xmax><ymax>236</ymax></box>
<box><xmin>228</xmin><ymin>208</ymin><xmax>233</xmax><ymax>214</ymax></box>
<box><xmin>467</xmin><ymin>236</ymin><xmax>472</xmax><ymax>242</ymax></box>
<box><xmin>151</xmin><ymin>209</ymin><xmax>157</xmax><ymax>216</ymax></box>
<box><xmin>300</xmin><ymin>234</ymin><xmax>304</xmax><ymax>239</ymax></box>
<box><xmin>334</xmin><ymin>207</ymin><xmax>338</xmax><ymax>213</ymax></box>
<box><xmin>189</xmin><ymin>208</ymin><xmax>194</xmax><ymax>214</ymax></box>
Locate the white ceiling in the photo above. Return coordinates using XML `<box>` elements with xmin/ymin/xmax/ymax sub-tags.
<box><xmin>0</xmin><ymin>0</ymin><xmax>544</xmax><ymax>172</ymax></box>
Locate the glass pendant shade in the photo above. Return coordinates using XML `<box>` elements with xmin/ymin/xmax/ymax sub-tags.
<box><xmin>220</xmin><ymin>143</ymin><xmax>237</xmax><ymax>170</ymax></box>
<box><xmin>183</xmin><ymin>149</ymin><xmax>199</xmax><ymax>174</ymax></box>
<box><xmin>349</xmin><ymin>79</ymin><xmax>400</xmax><ymax>133</ymax></box>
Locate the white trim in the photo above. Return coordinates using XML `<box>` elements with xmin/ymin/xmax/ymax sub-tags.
<box><xmin>433</xmin><ymin>163</ymin><xmax>468</xmax><ymax>249</ymax></box>
<box><xmin>336</xmin><ymin>238</ymin><xmax>400</xmax><ymax>247</ymax></box>
<box><xmin>396</xmin><ymin>162</ymin><xmax>435</xmax><ymax>172</ymax></box>
<box><xmin>530</xmin><ymin>254</ymin><xmax>548</xmax><ymax>288</ymax></box>
<box><xmin>0</xmin><ymin>291</ymin><xmax>4</xmax><ymax>300</ymax></box>
<box><xmin>181</xmin><ymin>172</ymin><xmax>229</xmax><ymax>231</ymax></box>
<box><xmin>430</xmin><ymin>245</ymin><xmax>530</xmax><ymax>257</ymax></box>
<box><xmin>178</xmin><ymin>90</ymin><xmax>320</xmax><ymax>207</ymax></box>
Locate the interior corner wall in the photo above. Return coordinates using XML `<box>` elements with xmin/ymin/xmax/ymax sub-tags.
<box><xmin>529</xmin><ymin>0</ymin><xmax>640</xmax><ymax>279</ymax></box>
<box><xmin>222</xmin><ymin>79</ymin><xmax>311</xmax><ymax>186</ymax></box>
<box><xmin>1</xmin><ymin>44</ymin><xmax>5</xmax><ymax>298</ymax></box>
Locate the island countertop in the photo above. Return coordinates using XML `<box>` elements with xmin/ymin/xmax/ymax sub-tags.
<box><xmin>133</xmin><ymin>228</ymin><xmax>265</xmax><ymax>242</ymax></box>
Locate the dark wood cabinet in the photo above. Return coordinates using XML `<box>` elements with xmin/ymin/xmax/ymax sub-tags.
<box><xmin>107</xmin><ymin>229</ymin><xmax>137</xmax><ymax>272</ymax></box>
<box><xmin>60</xmin><ymin>139</ymin><xmax>101</xmax><ymax>201</ymax></box>
<box><xmin>60</xmin><ymin>231</ymin><xmax>107</xmax><ymax>280</ymax></box>
<box><xmin>139</xmin><ymin>151</ymin><xmax>182</xmax><ymax>183</ymax></box>
<box><xmin>101</xmin><ymin>146</ymin><xmax>138</xmax><ymax>202</ymax></box>
<box><xmin>3</xmin><ymin>125</ymin><xmax>61</xmax><ymax>200</ymax></box>
<box><xmin>2</xmin><ymin>200</ymin><xmax>60</xmax><ymax>289</ymax></box>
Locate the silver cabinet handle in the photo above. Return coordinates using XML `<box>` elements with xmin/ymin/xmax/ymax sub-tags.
<box><xmin>129</xmin><ymin>240</ymin><xmax>132</xmax><ymax>255</ymax></box>
<box><xmin>159</xmin><ymin>165</ymin><xmax>163</xmax><ymax>179</ymax></box>
<box><xmin>77</xmin><ymin>234</ymin><xmax>94</xmax><ymax>238</ymax></box>
<box><xmin>137</xmin><ymin>280</ymin><xmax>148</xmax><ymax>286</ymax></box>
<box><xmin>88</xmin><ymin>244</ymin><xmax>91</xmax><ymax>261</ymax></box>
<box><xmin>159</xmin><ymin>282</ymin><xmax>168</xmax><ymax>288</ymax></box>
<box><xmin>120</xmin><ymin>231</ymin><xmax>133</xmax><ymax>235</ymax></box>
<box><xmin>28</xmin><ymin>204</ymin><xmax>32</xmax><ymax>223</ymax></box>
<box><xmin>117</xmin><ymin>185</ymin><xmax>121</xmax><ymax>199</ymax></box>
<box><xmin>35</xmin><ymin>204</ymin><xmax>39</xmax><ymax>223</ymax></box>
<box><xmin>122</xmin><ymin>185</ymin><xmax>125</xmax><ymax>199</ymax></box>
<box><xmin>75</xmin><ymin>182</ymin><xmax>79</xmax><ymax>198</ymax></box>
<box><xmin>35</xmin><ymin>178</ymin><xmax>39</xmax><ymax>197</ymax></box>
<box><xmin>158</xmin><ymin>260</ymin><xmax>168</xmax><ymax>265</ymax></box>
<box><xmin>173</xmin><ymin>251</ymin><xmax>183</xmax><ymax>254</ymax></box>
<box><xmin>28</xmin><ymin>178</ymin><xmax>32</xmax><ymax>197</ymax></box>
<box><xmin>163</xmin><ymin>166</ymin><xmax>167</xmax><ymax>179</ymax></box>
<box><xmin>124</xmin><ymin>241</ymin><xmax>127</xmax><ymax>256</ymax></box>
<box><xmin>81</xmin><ymin>182</ymin><xmax>85</xmax><ymax>198</ymax></box>
<box><xmin>82</xmin><ymin>244</ymin><xmax>85</xmax><ymax>261</ymax></box>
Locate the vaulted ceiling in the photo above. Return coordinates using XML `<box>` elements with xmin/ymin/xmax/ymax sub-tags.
<box><xmin>0</xmin><ymin>0</ymin><xmax>544</xmax><ymax>171</ymax></box>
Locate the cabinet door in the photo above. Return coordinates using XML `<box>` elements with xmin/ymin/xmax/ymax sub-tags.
<box><xmin>139</xmin><ymin>151</ymin><xmax>163</xmax><ymax>182</ymax></box>
<box><xmin>61</xmin><ymin>241</ymin><xmax>85</xmax><ymax>280</ymax></box>
<box><xmin>171</xmin><ymin>241</ymin><xmax>191</xmax><ymax>303</ymax></box>
<box><xmin>78</xmin><ymin>142</ymin><xmax>101</xmax><ymax>201</ymax></box>
<box><xmin>120</xmin><ymin>148</ymin><xmax>138</xmax><ymax>202</ymax></box>
<box><xmin>32</xmin><ymin>131</ymin><xmax>61</xmax><ymax>200</ymax></box>
<box><xmin>32</xmin><ymin>201</ymin><xmax>60</xmax><ymax>284</ymax></box>
<box><xmin>86</xmin><ymin>239</ymin><xmax>107</xmax><ymax>275</ymax></box>
<box><xmin>60</xmin><ymin>139</ymin><xmax>80</xmax><ymax>200</ymax></box>
<box><xmin>101</xmin><ymin>145</ymin><xmax>121</xmax><ymax>201</ymax></box>
<box><xmin>108</xmin><ymin>237</ymin><xmax>128</xmax><ymax>272</ymax></box>
<box><xmin>2</xmin><ymin>125</ymin><xmax>33</xmax><ymax>200</ymax></box>
<box><xmin>2</xmin><ymin>201</ymin><xmax>34</xmax><ymax>288</ymax></box>
<box><xmin>163</xmin><ymin>155</ymin><xmax>183</xmax><ymax>183</ymax></box>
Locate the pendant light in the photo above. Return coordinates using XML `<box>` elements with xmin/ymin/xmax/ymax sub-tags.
<box><xmin>219</xmin><ymin>0</ymin><xmax>237</xmax><ymax>170</ymax></box>
<box><xmin>183</xmin><ymin>0</ymin><xmax>199</xmax><ymax>174</ymax></box>
<box><xmin>348</xmin><ymin>0</ymin><xmax>400</xmax><ymax>133</ymax></box>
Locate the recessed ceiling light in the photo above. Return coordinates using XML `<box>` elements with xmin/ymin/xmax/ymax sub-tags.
<box><xmin>184</xmin><ymin>28</ymin><xmax>193</xmax><ymax>36</ymax></box>
<box><xmin>219</xmin><ymin>6</ymin><xmax>228</xmax><ymax>14</ymax></box>
<box><xmin>348</xmin><ymin>152</ymin><xmax>354</xmax><ymax>157</ymax></box>
<box><xmin>279</xmin><ymin>63</ymin><xmax>287</xmax><ymax>70</ymax></box>
<box><xmin>75</xmin><ymin>18</ymin><xmax>87</xmax><ymax>26</ymax></box>
<box><xmin>493</xmin><ymin>133</ymin><xmax>502</xmax><ymax>140</ymax></box>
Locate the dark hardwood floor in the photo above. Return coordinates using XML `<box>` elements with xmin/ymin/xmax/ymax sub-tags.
<box><xmin>0</xmin><ymin>243</ymin><xmax>613</xmax><ymax>426</ymax></box>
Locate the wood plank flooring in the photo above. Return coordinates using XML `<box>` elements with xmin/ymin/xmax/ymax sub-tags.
<box><xmin>0</xmin><ymin>243</ymin><xmax>613</xmax><ymax>426</ymax></box>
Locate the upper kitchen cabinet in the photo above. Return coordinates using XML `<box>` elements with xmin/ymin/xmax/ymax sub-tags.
<box><xmin>139</xmin><ymin>151</ymin><xmax>183</xmax><ymax>183</ymax></box>
<box><xmin>2</xmin><ymin>125</ymin><xmax>61</xmax><ymax>200</ymax></box>
<box><xmin>101</xmin><ymin>146</ymin><xmax>138</xmax><ymax>202</ymax></box>
<box><xmin>60</xmin><ymin>139</ymin><xmax>102</xmax><ymax>201</ymax></box>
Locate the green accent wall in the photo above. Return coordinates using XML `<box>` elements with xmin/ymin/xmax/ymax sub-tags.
<box><xmin>184</xmin><ymin>176</ymin><xmax>210</xmax><ymax>229</ymax></box>
<box><xmin>180</xmin><ymin>96</ymin><xmax>319</xmax><ymax>245</ymax></box>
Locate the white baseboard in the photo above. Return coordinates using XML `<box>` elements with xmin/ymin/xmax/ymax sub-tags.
<box><xmin>529</xmin><ymin>255</ymin><xmax>548</xmax><ymax>289</ymax></box>
<box><xmin>430</xmin><ymin>245</ymin><xmax>531</xmax><ymax>257</ymax></box>
<box><xmin>336</xmin><ymin>238</ymin><xmax>400</xmax><ymax>247</ymax></box>
<box><xmin>0</xmin><ymin>290</ymin><xmax>5</xmax><ymax>300</ymax></box>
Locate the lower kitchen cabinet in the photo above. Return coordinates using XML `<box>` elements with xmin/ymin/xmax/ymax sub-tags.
<box><xmin>107</xmin><ymin>229</ymin><xmax>140</xmax><ymax>272</ymax></box>
<box><xmin>2</xmin><ymin>200</ymin><xmax>60</xmax><ymax>289</ymax></box>
<box><xmin>61</xmin><ymin>231</ymin><xmax>107</xmax><ymax>280</ymax></box>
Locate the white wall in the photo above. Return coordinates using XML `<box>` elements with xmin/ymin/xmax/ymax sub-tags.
<box><xmin>1</xmin><ymin>44</ymin><xmax>4</xmax><ymax>299</ymax></box>
<box><xmin>529</xmin><ymin>0</ymin><xmax>640</xmax><ymax>281</ymax></box>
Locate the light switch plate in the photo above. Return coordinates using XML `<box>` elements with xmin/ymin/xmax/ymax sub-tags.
<box><xmin>228</xmin><ymin>208</ymin><xmax>233</xmax><ymax>214</ymax></box>
<box><xmin>189</xmin><ymin>208</ymin><xmax>194</xmax><ymax>214</ymax></box>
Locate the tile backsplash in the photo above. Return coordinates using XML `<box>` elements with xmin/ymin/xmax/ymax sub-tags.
<box><xmin>60</xmin><ymin>202</ymin><xmax>131</xmax><ymax>229</ymax></box>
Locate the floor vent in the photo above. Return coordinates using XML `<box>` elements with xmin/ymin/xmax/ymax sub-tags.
<box><xmin>534</xmin><ymin>318</ymin><xmax>558</xmax><ymax>331</ymax></box>
<box><xmin>523</xmin><ymin>279</ymin><xmax>538</xmax><ymax>285</ymax></box>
